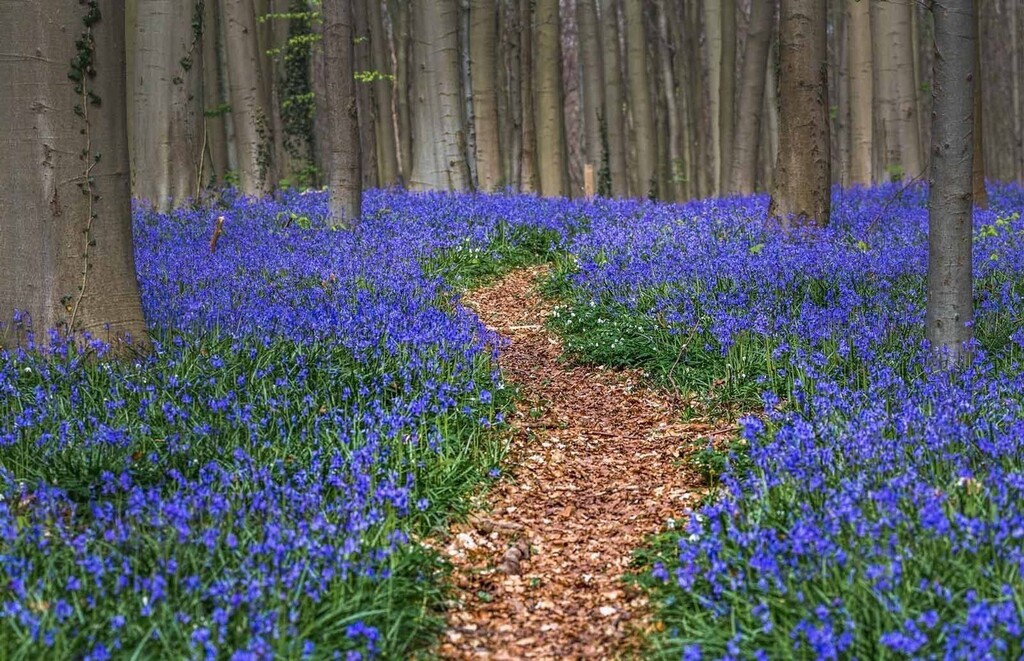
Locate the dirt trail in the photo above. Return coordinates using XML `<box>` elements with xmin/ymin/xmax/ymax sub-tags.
<box><xmin>438</xmin><ymin>267</ymin><xmax>716</xmax><ymax>660</ymax></box>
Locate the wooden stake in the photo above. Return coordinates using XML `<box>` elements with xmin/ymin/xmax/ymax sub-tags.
<box><xmin>209</xmin><ymin>215</ymin><xmax>225</xmax><ymax>253</ymax></box>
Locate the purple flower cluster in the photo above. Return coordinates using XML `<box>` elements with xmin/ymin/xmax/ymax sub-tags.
<box><xmin>556</xmin><ymin>183</ymin><xmax>1024</xmax><ymax>656</ymax></box>
<box><xmin>0</xmin><ymin>188</ymin><xmax>581</xmax><ymax>658</ymax></box>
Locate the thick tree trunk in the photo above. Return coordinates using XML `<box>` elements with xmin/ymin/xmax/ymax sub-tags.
<box><xmin>599</xmin><ymin>0</ymin><xmax>628</xmax><ymax>197</ymax></box>
<box><xmin>129</xmin><ymin>1</ymin><xmax>205</xmax><ymax>211</ymax></box>
<box><xmin>768</xmin><ymin>0</ymin><xmax>830</xmax><ymax>228</ymax></box>
<box><xmin>222</xmin><ymin>0</ymin><xmax>273</xmax><ymax>195</ymax></box>
<box><xmin>320</xmin><ymin>0</ymin><xmax>362</xmax><ymax>225</ymax></box>
<box><xmin>471</xmin><ymin>0</ymin><xmax>503</xmax><ymax>190</ymax></box>
<box><xmin>410</xmin><ymin>0</ymin><xmax>470</xmax><ymax>190</ymax></box>
<box><xmin>927</xmin><ymin>0</ymin><xmax>975</xmax><ymax>367</ymax></box>
<box><xmin>0</xmin><ymin>0</ymin><xmax>148</xmax><ymax>349</ymax></box>
<box><xmin>369</xmin><ymin>0</ymin><xmax>400</xmax><ymax>186</ymax></box>
<box><xmin>624</xmin><ymin>0</ymin><xmax>656</xmax><ymax>198</ymax></box>
<box><xmin>578</xmin><ymin>0</ymin><xmax>604</xmax><ymax>183</ymax></box>
<box><xmin>534</xmin><ymin>0</ymin><xmax>569</xmax><ymax>196</ymax></box>
<box><xmin>848</xmin><ymin>0</ymin><xmax>873</xmax><ymax>185</ymax></box>
<box><xmin>728</xmin><ymin>0</ymin><xmax>772</xmax><ymax>195</ymax></box>
<box><xmin>719</xmin><ymin>0</ymin><xmax>736</xmax><ymax>193</ymax></box>
<box><xmin>201</xmin><ymin>0</ymin><xmax>230</xmax><ymax>185</ymax></box>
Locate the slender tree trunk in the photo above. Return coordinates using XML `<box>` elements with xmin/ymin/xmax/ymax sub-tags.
<box><xmin>519</xmin><ymin>0</ymin><xmax>539</xmax><ymax>191</ymax></box>
<box><xmin>667</xmin><ymin>1</ymin><xmax>693</xmax><ymax>199</ymax></box>
<box><xmin>578</xmin><ymin>0</ymin><xmax>604</xmax><ymax>182</ymax></box>
<box><xmin>495</xmin><ymin>0</ymin><xmax>511</xmax><ymax>185</ymax></box>
<box><xmin>656</xmin><ymin>2</ymin><xmax>683</xmax><ymax>201</ymax></box>
<box><xmin>891</xmin><ymin>0</ymin><xmax>924</xmax><ymax>179</ymax></box>
<box><xmin>728</xmin><ymin>0</ymin><xmax>772</xmax><ymax>195</ymax></box>
<box><xmin>763</xmin><ymin>35</ymin><xmax>780</xmax><ymax>192</ymax></box>
<box><xmin>201</xmin><ymin>0</ymin><xmax>230</xmax><ymax>185</ymax></box>
<box><xmin>1</xmin><ymin>0</ymin><xmax>148</xmax><ymax>349</ymax></box>
<box><xmin>369</xmin><ymin>0</ymin><xmax>400</xmax><ymax>186</ymax></box>
<box><xmin>704</xmin><ymin>0</ymin><xmax>722</xmax><ymax>194</ymax></box>
<box><xmin>599</xmin><ymin>0</ymin><xmax>628</xmax><ymax>197</ymax></box>
<box><xmin>389</xmin><ymin>0</ymin><xmax>413</xmax><ymax>185</ymax></box>
<box><xmin>719</xmin><ymin>0</ymin><xmax>737</xmax><ymax>192</ymax></box>
<box><xmin>506</xmin><ymin>0</ymin><xmax>524</xmax><ymax>188</ymax></box>
<box><xmin>848</xmin><ymin>0</ymin><xmax>873</xmax><ymax>185</ymax></box>
<box><xmin>410</xmin><ymin>0</ymin><xmax>470</xmax><ymax>190</ymax></box>
<box><xmin>768</xmin><ymin>0</ymin><xmax>830</xmax><ymax>228</ymax></box>
<box><xmin>472</xmin><ymin>0</ymin><xmax>503</xmax><ymax>190</ymax></box>
<box><xmin>972</xmin><ymin>4</ymin><xmax>988</xmax><ymax>209</ymax></box>
<box><xmin>927</xmin><ymin>0</ymin><xmax>975</xmax><ymax>367</ymax></box>
<box><xmin>460</xmin><ymin>0</ymin><xmax>478</xmax><ymax>188</ymax></box>
<box><xmin>534</xmin><ymin>0</ymin><xmax>569</xmax><ymax>196</ymax></box>
<box><xmin>686</xmin><ymin>1</ymin><xmax>710</xmax><ymax>198</ymax></box>
<box><xmin>222</xmin><ymin>0</ymin><xmax>273</xmax><ymax>194</ymax></box>
<box><xmin>353</xmin><ymin>0</ymin><xmax>378</xmax><ymax>189</ymax></box>
<box><xmin>129</xmin><ymin>1</ymin><xmax>205</xmax><ymax>211</ymax></box>
<box><xmin>624</xmin><ymin>0</ymin><xmax>656</xmax><ymax>198</ymax></box>
<box><xmin>561</xmin><ymin>0</ymin><xmax>583</xmax><ymax>195</ymax></box>
<box><xmin>320</xmin><ymin>0</ymin><xmax>362</xmax><ymax>224</ymax></box>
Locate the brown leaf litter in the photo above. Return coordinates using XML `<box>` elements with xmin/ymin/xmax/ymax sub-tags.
<box><xmin>435</xmin><ymin>266</ymin><xmax>726</xmax><ymax>660</ymax></box>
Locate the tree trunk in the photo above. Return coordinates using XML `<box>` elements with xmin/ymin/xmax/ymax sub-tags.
<box><xmin>763</xmin><ymin>35</ymin><xmax>780</xmax><ymax>192</ymax></box>
<box><xmin>719</xmin><ymin>0</ymin><xmax>737</xmax><ymax>193</ymax></box>
<box><xmin>624</xmin><ymin>0</ymin><xmax>656</xmax><ymax>198</ymax></box>
<box><xmin>222</xmin><ymin>0</ymin><xmax>273</xmax><ymax>195</ymax></box>
<box><xmin>687</xmin><ymin>1</ymin><xmax>710</xmax><ymax>198</ymax></box>
<box><xmin>873</xmin><ymin>0</ymin><xmax>922</xmax><ymax>181</ymax></box>
<box><xmin>927</xmin><ymin>0</ymin><xmax>975</xmax><ymax>367</ymax></box>
<box><xmin>704</xmin><ymin>0</ymin><xmax>722</xmax><ymax>194</ymax></box>
<box><xmin>972</xmin><ymin>4</ymin><xmax>987</xmax><ymax>209</ymax></box>
<box><xmin>534</xmin><ymin>0</ymin><xmax>569</xmax><ymax>196</ymax></box>
<box><xmin>353</xmin><ymin>0</ymin><xmax>378</xmax><ymax>189</ymax></box>
<box><xmin>410</xmin><ymin>0</ymin><xmax>470</xmax><ymax>190</ymax></box>
<box><xmin>768</xmin><ymin>0</ymin><xmax>830</xmax><ymax>228</ymax></box>
<box><xmin>599</xmin><ymin>0</ymin><xmax>628</xmax><ymax>197</ymax></box>
<box><xmin>848</xmin><ymin>0</ymin><xmax>873</xmax><ymax>185</ymax></box>
<box><xmin>656</xmin><ymin>2</ymin><xmax>683</xmax><ymax>201</ymax></box>
<box><xmin>506</xmin><ymin>0</ymin><xmax>524</xmax><ymax>189</ymax></box>
<box><xmin>129</xmin><ymin>1</ymin><xmax>205</xmax><ymax>211</ymax></box>
<box><xmin>520</xmin><ymin>0</ymin><xmax>539</xmax><ymax>192</ymax></box>
<box><xmin>0</xmin><ymin>0</ymin><xmax>148</xmax><ymax>349</ymax></box>
<box><xmin>320</xmin><ymin>0</ymin><xmax>362</xmax><ymax>224</ymax></box>
<box><xmin>389</xmin><ymin>0</ymin><xmax>413</xmax><ymax>184</ymax></box>
<box><xmin>471</xmin><ymin>0</ymin><xmax>503</xmax><ymax>190</ymax></box>
<box><xmin>578</xmin><ymin>0</ymin><xmax>604</xmax><ymax>184</ymax></box>
<box><xmin>561</xmin><ymin>0</ymin><xmax>583</xmax><ymax>195</ymax></box>
<box><xmin>891</xmin><ymin>0</ymin><xmax>924</xmax><ymax>180</ymax></box>
<box><xmin>201</xmin><ymin>0</ymin><xmax>230</xmax><ymax>185</ymax></box>
<box><xmin>369</xmin><ymin>0</ymin><xmax>400</xmax><ymax>186</ymax></box>
<box><xmin>728</xmin><ymin>0</ymin><xmax>772</xmax><ymax>195</ymax></box>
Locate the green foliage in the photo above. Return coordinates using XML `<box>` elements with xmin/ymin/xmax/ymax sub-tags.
<box><xmin>423</xmin><ymin>223</ymin><xmax>565</xmax><ymax>290</ymax></box>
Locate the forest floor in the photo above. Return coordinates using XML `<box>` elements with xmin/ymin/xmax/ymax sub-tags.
<box><xmin>436</xmin><ymin>267</ymin><xmax>724</xmax><ymax>659</ymax></box>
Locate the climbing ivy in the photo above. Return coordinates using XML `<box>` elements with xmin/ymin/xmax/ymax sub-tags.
<box><xmin>66</xmin><ymin>0</ymin><xmax>104</xmax><ymax>334</ymax></box>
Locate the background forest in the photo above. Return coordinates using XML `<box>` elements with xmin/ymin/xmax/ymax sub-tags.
<box><xmin>127</xmin><ymin>0</ymin><xmax>1024</xmax><ymax>209</ymax></box>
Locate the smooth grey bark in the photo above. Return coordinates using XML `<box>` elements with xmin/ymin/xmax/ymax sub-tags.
<box><xmin>389</xmin><ymin>0</ymin><xmax>413</xmax><ymax>184</ymax></box>
<box><xmin>768</xmin><ymin>0</ymin><xmax>831</xmax><ymax>228</ymax></box>
<box><xmin>656</xmin><ymin>2</ymin><xmax>682</xmax><ymax>201</ymax></box>
<box><xmin>926</xmin><ymin>0</ymin><xmax>975</xmax><ymax>367</ymax></box>
<box><xmin>971</xmin><ymin>3</ymin><xmax>987</xmax><ymax>209</ymax></box>
<box><xmin>369</xmin><ymin>0</ymin><xmax>400</xmax><ymax>186</ymax></box>
<box><xmin>728</xmin><ymin>0</ymin><xmax>772</xmax><ymax>195</ymax></box>
<box><xmin>719</xmin><ymin>0</ymin><xmax>736</xmax><ymax>193</ymax></box>
<box><xmin>519</xmin><ymin>0</ymin><xmax>539</xmax><ymax>192</ymax></box>
<box><xmin>704</xmin><ymin>0</ymin><xmax>723</xmax><ymax>194</ymax></box>
<box><xmin>200</xmin><ymin>0</ymin><xmax>231</xmax><ymax>184</ymax></box>
<box><xmin>130</xmin><ymin>0</ymin><xmax>205</xmax><ymax>211</ymax></box>
<box><xmin>471</xmin><ymin>0</ymin><xmax>503</xmax><ymax>190</ymax></box>
<box><xmin>534</xmin><ymin>0</ymin><xmax>568</xmax><ymax>196</ymax></box>
<box><xmin>577</xmin><ymin>0</ymin><xmax>604</xmax><ymax>178</ymax></box>
<box><xmin>0</xmin><ymin>0</ymin><xmax>148</xmax><ymax>350</ymax></box>
<box><xmin>624</xmin><ymin>0</ymin><xmax>655</xmax><ymax>198</ymax></box>
<box><xmin>599</xmin><ymin>0</ymin><xmax>628</xmax><ymax>197</ymax></box>
<box><xmin>222</xmin><ymin>0</ymin><xmax>273</xmax><ymax>195</ymax></box>
<box><xmin>320</xmin><ymin>0</ymin><xmax>362</xmax><ymax>225</ymax></box>
<box><xmin>848</xmin><ymin>0</ymin><xmax>873</xmax><ymax>185</ymax></box>
<box><xmin>505</xmin><ymin>0</ymin><xmax>524</xmax><ymax>188</ymax></box>
<box><xmin>353</xmin><ymin>0</ymin><xmax>378</xmax><ymax>189</ymax></box>
<box><xmin>409</xmin><ymin>0</ymin><xmax>470</xmax><ymax>190</ymax></box>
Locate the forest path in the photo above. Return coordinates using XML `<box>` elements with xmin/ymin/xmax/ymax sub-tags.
<box><xmin>437</xmin><ymin>267</ymin><xmax>713</xmax><ymax>660</ymax></box>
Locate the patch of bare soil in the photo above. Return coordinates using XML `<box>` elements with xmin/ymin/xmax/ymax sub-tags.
<box><xmin>437</xmin><ymin>267</ymin><xmax>725</xmax><ymax>660</ymax></box>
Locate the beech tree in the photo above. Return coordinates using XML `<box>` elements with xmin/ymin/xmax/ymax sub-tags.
<box><xmin>926</xmin><ymin>0</ymin><xmax>976</xmax><ymax>366</ymax></box>
<box><xmin>768</xmin><ymin>0</ymin><xmax>831</xmax><ymax>228</ymax></box>
<box><xmin>534</xmin><ymin>0</ymin><xmax>569</xmax><ymax>197</ymax></box>
<box><xmin>0</xmin><ymin>1</ymin><xmax>148</xmax><ymax>349</ymax></box>
<box><xmin>728</xmin><ymin>0</ymin><xmax>773</xmax><ymax>195</ymax></box>
<box><xmin>319</xmin><ymin>0</ymin><xmax>362</xmax><ymax>224</ymax></box>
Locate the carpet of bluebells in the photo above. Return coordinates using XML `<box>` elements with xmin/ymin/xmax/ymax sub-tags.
<box><xmin>0</xmin><ymin>189</ymin><xmax>580</xmax><ymax>659</ymax></box>
<box><xmin>546</xmin><ymin>184</ymin><xmax>1024</xmax><ymax>658</ymax></box>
